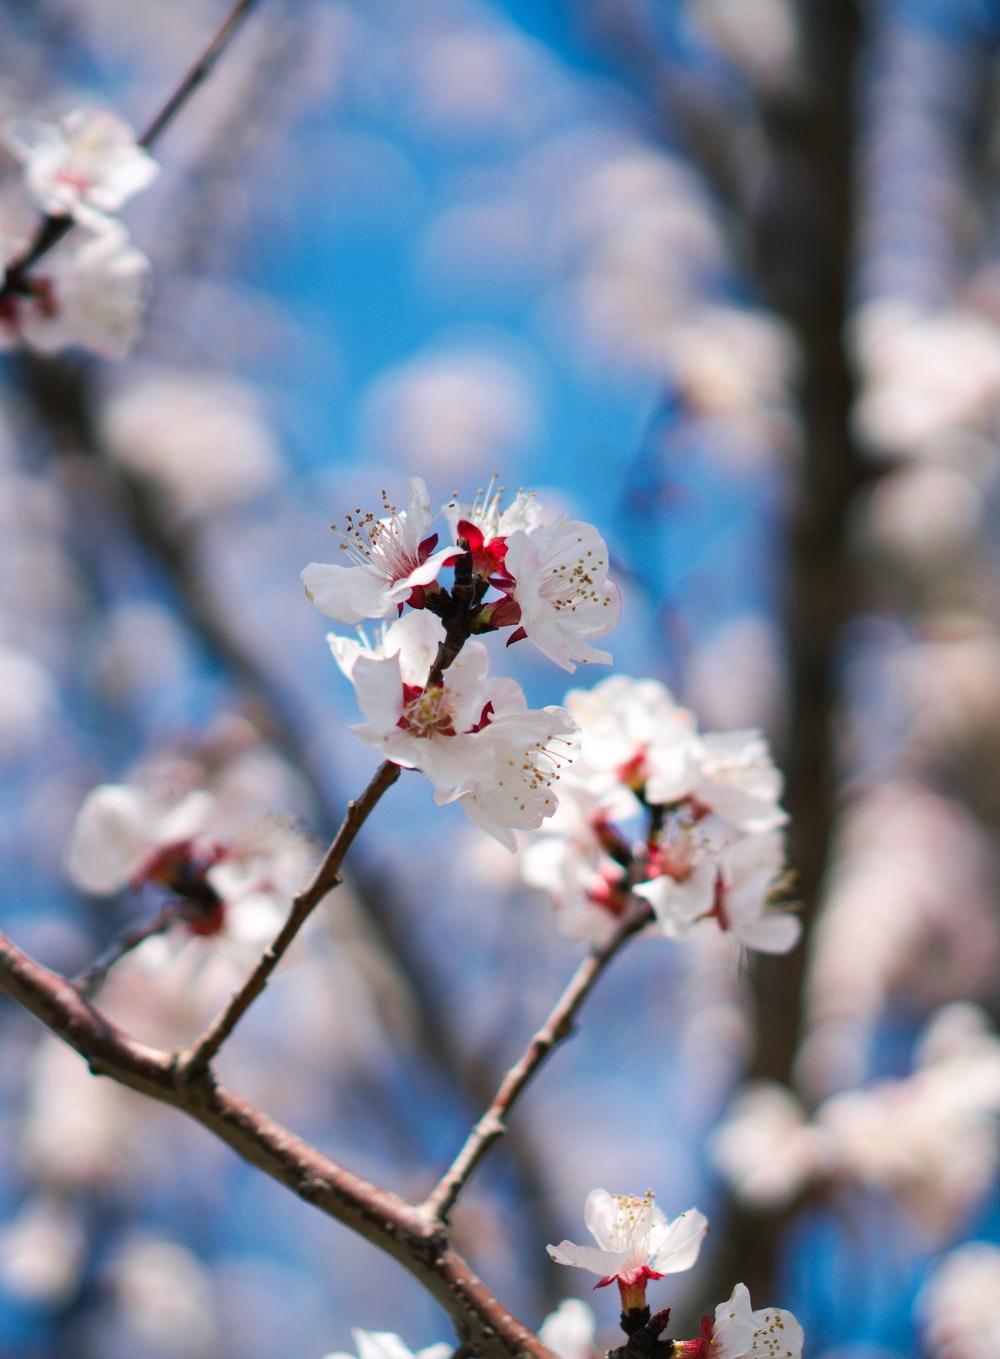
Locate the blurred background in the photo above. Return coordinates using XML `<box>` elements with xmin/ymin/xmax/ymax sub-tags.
<box><xmin>2</xmin><ymin>1</ymin><xmax>1000</xmax><ymax>1356</ymax></box>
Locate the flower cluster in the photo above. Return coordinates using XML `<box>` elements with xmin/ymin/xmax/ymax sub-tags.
<box><xmin>519</xmin><ymin>676</ymin><xmax>798</xmax><ymax>952</ymax></box>
<box><xmin>546</xmin><ymin>1188</ymin><xmax>802</xmax><ymax>1358</ymax></box>
<box><xmin>0</xmin><ymin>107</ymin><xmax>156</xmax><ymax>357</ymax></box>
<box><xmin>711</xmin><ymin>1002</ymin><xmax>1000</xmax><ymax>1240</ymax></box>
<box><xmin>303</xmin><ymin>477</ymin><xmax>621</xmax><ymax>847</ymax></box>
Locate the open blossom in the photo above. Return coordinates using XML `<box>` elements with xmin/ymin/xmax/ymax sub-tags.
<box><xmin>711</xmin><ymin>834</ymin><xmax>799</xmax><ymax>952</ymax></box>
<box><xmin>330</xmin><ymin>610</ymin><xmax>575</xmax><ymax>844</ymax></box>
<box><xmin>521</xmin><ymin>829</ymin><xmax>631</xmax><ymax>944</ymax></box>
<box><xmin>558</xmin><ymin>676</ymin><xmax>786</xmax><ymax>832</ymax></box>
<box><xmin>675</xmin><ymin>1284</ymin><xmax>803</xmax><ymax>1359</ymax></box>
<box><xmin>302</xmin><ymin>478</ymin><xmax>460</xmax><ymax>625</ymax></box>
<box><xmin>0</xmin><ymin>223</ymin><xmax>151</xmax><ymax>359</ymax></box>
<box><xmin>503</xmin><ymin>517</ymin><xmax>620</xmax><ymax>671</ymax></box>
<box><xmin>66</xmin><ymin>773</ymin><xmax>311</xmax><ymax>950</ymax></box>
<box><xmin>565</xmin><ymin>676</ymin><xmax>701</xmax><ymax>802</ymax></box>
<box><xmin>627</xmin><ymin>826</ymin><xmax>798</xmax><ymax>955</ymax></box>
<box><xmin>67</xmin><ymin>782</ymin><xmax>217</xmax><ymax>898</ymax></box>
<box><xmin>548</xmin><ymin>1189</ymin><xmax>708</xmax><ymax>1311</ymax></box>
<box><xmin>2</xmin><ymin>107</ymin><xmax>158</xmax><ymax>217</ymax></box>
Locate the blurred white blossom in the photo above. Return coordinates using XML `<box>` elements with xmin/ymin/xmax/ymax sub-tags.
<box><xmin>918</xmin><ymin>1242</ymin><xmax>1000</xmax><ymax>1359</ymax></box>
<box><xmin>2</xmin><ymin>106</ymin><xmax>157</xmax><ymax>217</ymax></box>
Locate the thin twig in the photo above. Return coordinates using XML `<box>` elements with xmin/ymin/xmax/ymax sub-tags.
<box><xmin>74</xmin><ymin>902</ymin><xmax>178</xmax><ymax>994</ymax></box>
<box><xmin>176</xmin><ymin>759</ymin><xmax>400</xmax><ymax>1080</ymax></box>
<box><xmin>137</xmin><ymin>0</ymin><xmax>259</xmax><ymax>148</ymax></box>
<box><xmin>0</xmin><ymin>0</ymin><xmax>261</xmax><ymax>293</ymax></box>
<box><xmin>422</xmin><ymin>902</ymin><xmax>653</xmax><ymax>1224</ymax></box>
<box><xmin>19</xmin><ymin>357</ymin><xmax>566</xmax><ymax>1311</ymax></box>
<box><xmin>0</xmin><ymin>930</ymin><xmax>554</xmax><ymax>1359</ymax></box>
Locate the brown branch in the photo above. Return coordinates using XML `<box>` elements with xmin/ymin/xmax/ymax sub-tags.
<box><xmin>74</xmin><ymin>901</ymin><xmax>179</xmax><ymax>994</ymax></box>
<box><xmin>0</xmin><ymin>0</ymin><xmax>261</xmax><ymax>295</ymax></box>
<box><xmin>0</xmin><ymin>930</ymin><xmax>553</xmax><ymax>1359</ymax></box>
<box><xmin>422</xmin><ymin>902</ymin><xmax>653</xmax><ymax>1223</ymax></box>
<box><xmin>176</xmin><ymin>758</ymin><xmax>401</xmax><ymax>1080</ymax></box>
<box><xmin>18</xmin><ymin>355</ymin><xmax>566</xmax><ymax>1316</ymax></box>
<box><xmin>137</xmin><ymin>0</ymin><xmax>260</xmax><ymax>148</ymax></box>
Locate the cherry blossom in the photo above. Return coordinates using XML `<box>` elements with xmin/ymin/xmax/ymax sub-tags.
<box><xmin>67</xmin><ymin>781</ymin><xmax>217</xmax><ymax>898</ymax></box>
<box><xmin>302</xmin><ymin>478</ymin><xmax>460</xmax><ymax>625</ymax></box>
<box><xmin>547</xmin><ymin>1189</ymin><xmax>708</xmax><ymax>1311</ymax></box>
<box><xmin>709</xmin><ymin>1083</ymin><xmax>827</xmax><ymax>1210</ymax></box>
<box><xmin>919</xmin><ymin>1242</ymin><xmax>1000</xmax><ymax>1359</ymax></box>
<box><xmin>444</xmin><ymin>477</ymin><xmax>541</xmax><ymax>582</ymax></box>
<box><xmin>2</xmin><ymin>106</ymin><xmax>158</xmax><ymax>217</ymax></box>
<box><xmin>323</xmin><ymin>1331</ymin><xmax>451</xmax><ymax>1359</ymax></box>
<box><xmin>330</xmin><ymin>610</ymin><xmax>576</xmax><ymax>842</ymax></box>
<box><xmin>564</xmin><ymin>675</ymin><xmax>700</xmax><ymax>804</ymax></box>
<box><xmin>713</xmin><ymin>1005</ymin><xmax>1000</xmax><ymax>1240</ymax></box>
<box><xmin>0</xmin><ymin>223</ymin><xmax>151</xmax><ymax>359</ymax></box>
<box><xmin>709</xmin><ymin>833</ymin><xmax>800</xmax><ymax>953</ymax></box>
<box><xmin>503</xmin><ymin>517</ymin><xmax>620</xmax><ymax>671</ymax></box>
<box><xmin>687</xmin><ymin>731</ymin><xmax>788</xmax><ymax>833</ymax></box>
<box><xmin>66</xmin><ymin>772</ymin><xmax>312</xmax><ymax>952</ymax></box>
<box><xmin>521</xmin><ymin>829</ymin><xmax>631</xmax><ymax>944</ymax></box>
<box><xmin>674</xmin><ymin>1283</ymin><xmax>803</xmax><ymax>1359</ymax></box>
<box><xmin>538</xmin><ymin>1300</ymin><xmax>598</xmax><ymax>1359</ymax></box>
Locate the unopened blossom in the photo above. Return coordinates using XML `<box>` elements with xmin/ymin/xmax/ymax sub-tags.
<box><xmin>503</xmin><ymin>516</ymin><xmax>620</xmax><ymax>671</ymax></box>
<box><xmin>674</xmin><ymin>1283</ymin><xmax>803</xmax><ymax>1359</ymax></box>
<box><xmin>2</xmin><ymin>106</ymin><xmax>158</xmax><ymax>217</ymax></box>
<box><xmin>548</xmin><ymin>1189</ymin><xmax>708</xmax><ymax>1311</ymax></box>
<box><xmin>330</xmin><ymin>610</ymin><xmax>576</xmax><ymax>842</ymax></box>
<box><xmin>0</xmin><ymin>223</ymin><xmax>151</xmax><ymax>359</ymax></box>
<box><xmin>302</xmin><ymin>478</ymin><xmax>460</xmax><ymax>625</ymax></box>
<box><xmin>323</xmin><ymin>1331</ymin><xmax>450</xmax><ymax>1359</ymax></box>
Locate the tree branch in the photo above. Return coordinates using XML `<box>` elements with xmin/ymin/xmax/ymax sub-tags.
<box><xmin>0</xmin><ymin>930</ymin><xmax>553</xmax><ymax>1359</ymax></box>
<box><xmin>0</xmin><ymin>0</ymin><xmax>261</xmax><ymax>295</ymax></box>
<box><xmin>74</xmin><ymin>900</ymin><xmax>179</xmax><ymax>994</ymax></box>
<box><xmin>422</xmin><ymin>902</ymin><xmax>653</xmax><ymax>1224</ymax></box>
<box><xmin>176</xmin><ymin>758</ymin><xmax>401</xmax><ymax>1079</ymax></box>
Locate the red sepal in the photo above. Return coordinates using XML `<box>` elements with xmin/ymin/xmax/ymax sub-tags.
<box><xmin>467</xmin><ymin>700</ymin><xmax>495</xmax><ymax>734</ymax></box>
<box><xmin>506</xmin><ymin>626</ymin><xmax>528</xmax><ymax>647</ymax></box>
